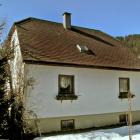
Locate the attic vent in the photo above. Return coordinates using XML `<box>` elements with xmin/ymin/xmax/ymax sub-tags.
<box><xmin>76</xmin><ymin>44</ymin><xmax>94</xmax><ymax>55</ymax></box>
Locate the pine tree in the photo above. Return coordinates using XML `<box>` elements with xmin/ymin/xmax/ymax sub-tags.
<box><xmin>0</xmin><ymin>57</ymin><xmax>10</xmax><ymax>138</ymax></box>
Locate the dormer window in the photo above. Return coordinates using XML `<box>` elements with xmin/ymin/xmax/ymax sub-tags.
<box><xmin>76</xmin><ymin>44</ymin><xmax>94</xmax><ymax>55</ymax></box>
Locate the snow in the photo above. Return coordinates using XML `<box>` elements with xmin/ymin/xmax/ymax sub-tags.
<box><xmin>34</xmin><ymin>125</ymin><xmax>140</xmax><ymax>140</ymax></box>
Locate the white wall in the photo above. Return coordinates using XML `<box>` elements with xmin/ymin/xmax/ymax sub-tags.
<box><xmin>25</xmin><ymin>64</ymin><xmax>140</xmax><ymax>118</ymax></box>
<box><xmin>9</xmin><ymin>28</ymin><xmax>24</xmax><ymax>93</ymax></box>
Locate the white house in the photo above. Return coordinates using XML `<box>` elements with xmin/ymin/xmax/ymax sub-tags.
<box><xmin>8</xmin><ymin>12</ymin><xmax>140</xmax><ymax>133</ymax></box>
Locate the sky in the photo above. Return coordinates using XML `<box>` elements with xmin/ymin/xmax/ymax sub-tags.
<box><xmin>0</xmin><ymin>0</ymin><xmax>140</xmax><ymax>38</ymax></box>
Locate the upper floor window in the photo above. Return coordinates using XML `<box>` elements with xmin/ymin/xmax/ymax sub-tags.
<box><xmin>119</xmin><ymin>78</ymin><xmax>129</xmax><ymax>98</ymax></box>
<box><xmin>56</xmin><ymin>75</ymin><xmax>77</xmax><ymax>100</ymax></box>
<box><xmin>59</xmin><ymin>75</ymin><xmax>74</xmax><ymax>94</ymax></box>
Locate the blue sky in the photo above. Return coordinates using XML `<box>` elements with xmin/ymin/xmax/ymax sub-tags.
<box><xmin>0</xmin><ymin>0</ymin><xmax>140</xmax><ymax>37</ymax></box>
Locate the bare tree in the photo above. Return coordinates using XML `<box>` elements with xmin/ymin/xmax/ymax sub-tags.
<box><xmin>128</xmin><ymin>91</ymin><xmax>135</xmax><ymax>140</ymax></box>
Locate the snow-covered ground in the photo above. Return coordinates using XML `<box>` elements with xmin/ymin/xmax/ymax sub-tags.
<box><xmin>34</xmin><ymin>125</ymin><xmax>140</xmax><ymax>140</ymax></box>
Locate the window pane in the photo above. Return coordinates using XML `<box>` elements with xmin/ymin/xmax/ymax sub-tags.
<box><xmin>60</xmin><ymin>76</ymin><xmax>71</xmax><ymax>88</ymax></box>
<box><xmin>61</xmin><ymin>121</ymin><xmax>67</xmax><ymax>129</ymax></box>
<box><xmin>119</xmin><ymin>114</ymin><xmax>128</xmax><ymax>123</ymax></box>
<box><xmin>67</xmin><ymin>120</ymin><xmax>74</xmax><ymax>129</ymax></box>
<box><xmin>120</xmin><ymin>78</ymin><xmax>129</xmax><ymax>92</ymax></box>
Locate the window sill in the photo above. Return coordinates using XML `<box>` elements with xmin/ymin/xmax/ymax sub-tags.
<box><xmin>118</xmin><ymin>93</ymin><xmax>135</xmax><ymax>99</ymax></box>
<box><xmin>56</xmin><ymin>94</ymin><xmax>78</xmax><ymax>100</ymax></box>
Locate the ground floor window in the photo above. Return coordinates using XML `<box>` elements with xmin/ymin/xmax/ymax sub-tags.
<box><xmin>119</xmin><ymin>114</ymin><xmax>128</xmax><ymax>124</ymax></box>
<box><xmin>61</xmin><ymin>119</ymin><xmax>75</xmax><ymax>130</ymax></box>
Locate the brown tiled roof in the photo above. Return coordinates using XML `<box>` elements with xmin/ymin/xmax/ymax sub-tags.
<box><xmin>14</xmin><ymin>17</ymin><xmax>140</xmax><ymax>70</ymax></box>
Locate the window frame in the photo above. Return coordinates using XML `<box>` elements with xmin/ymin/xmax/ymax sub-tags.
<box><xmin>119</xmin><ymin>114</ymin><xmax>128</xmax><ymax>124</ymax></box>
<box><xmin>61</xmin><ymin>119</ymin><xmax>75</xmax><ymax>131</ymax></box>
<box><xmin>58</xmin><ymin>74</ymin><xmax>75</xmax><ymax>95</ymax></box>
<box><xmin>119</xmin><ymin>78</ymin><xmax>130</xmax><ymax>99</ymax></box>
<box><xmin>56</xmin><ymin>75</ymin><xmax>77</xmax><ymax>100</ymax></box>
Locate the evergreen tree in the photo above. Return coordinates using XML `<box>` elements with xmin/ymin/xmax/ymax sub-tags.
<box><xmin>0</xmin><ymin>57</ymin><xmax>10</xmax><ymax>138</ymax></box>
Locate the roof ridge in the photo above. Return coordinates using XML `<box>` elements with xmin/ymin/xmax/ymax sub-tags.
<box><xmin>14</xmin><ymin>17</ymin><xmax>122</xmax><ymax>45</ymax></box>
<box><xmin>14</xmin><ymin>17</ymin><xmax>62</xmax><ymax>26</ymax></box>
<box><xmin>14</xmin><ymin>17</ymin><xmax>34</xmax><ymax>25</ymax></box>
<box><xmin>73</xmin><ymin>25</ymin><xmax>122</xmax><ymax>45</ymax></box>
<box><xmin>71</xmin><ymin>27</ymin><xmax>114</xmax><ymax>46</ymax></box>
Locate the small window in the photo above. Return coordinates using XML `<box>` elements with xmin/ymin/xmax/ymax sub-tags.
<box><xmin>119</xmin><ymin>78</ymin><xmax>130</xmax><ymax>98</ymax></box>
<box><xmin>76</xmin><ymin>44</ymin><xmax>93</xmax><ymax>55</ymax></box>
<box><xmin>59</xmin><ymin>75</ymin><xmax>74</xmax><ymax>95</ymax></box>
<box><xmin>119</xmin><ymin>114</ymin><xmax>128</xmax><ymax>124</ymax></box>
<box><xmin>61</xmin><ymin>119</ymin><xmax>75</xmax><ymax>131</ymax></box>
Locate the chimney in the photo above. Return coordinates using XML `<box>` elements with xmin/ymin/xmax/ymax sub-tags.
<box><xmin>63</xmin><ymin>12</ymin><xmax>71</xmax><ymax>29</ymax></box>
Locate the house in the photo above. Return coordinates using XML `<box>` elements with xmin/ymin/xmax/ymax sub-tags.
<box><xmin>7</xmin><ymin>12</ymin><xmax>140</xmax><ymax>133</ymax></box>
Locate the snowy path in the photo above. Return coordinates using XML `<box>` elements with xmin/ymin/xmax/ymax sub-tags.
<box><xmin>34</xmin><ymin>125</ymin><xmax>140</xmax><ymax>140</ymax></box>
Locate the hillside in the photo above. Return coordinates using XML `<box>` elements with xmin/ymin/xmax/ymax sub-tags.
<box><xmin>116</xmin><ymin>34</ymin><xmax>140</xmax><ymax>58</ymax></box>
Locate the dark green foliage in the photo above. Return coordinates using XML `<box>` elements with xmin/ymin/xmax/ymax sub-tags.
<box><xmin>9</xmin><ymin>101</ymin><xmax>24</xmax><ymax>140</ymax></box>
<box><xmin>0</xmin><ymin>54</ymin><xmax>24</xmax><ymax>139</ymax></box>
<box><xmin>0</xmin><ymin>58</ymin><xmax>10</xmax><ymax>138</ymax></box>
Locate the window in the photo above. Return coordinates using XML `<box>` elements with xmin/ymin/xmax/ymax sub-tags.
<box><xmin>76</xmin><ymin>44</ymin><xmax>94</xmax><ymax>55</ymax></box>
<box><xmin>76</xmin><ymin>44</ymin><xmax>89</xmax><ymax>53</ymax></box>
<box><xmin>59</xmin><ymin>75</ymin><xmax>74</xmax><ymax>94</ymax></box>
<box><xmin>119</xmin><ymin>114</ymin><xmax>128</xmax><ymax>124</ymax></box>
<box><xmin>61</xmin><ymin>119</ymin><xmax>75</xmax><ymax>131</ymax></box>
<box><xmin>56</xmin><ymin>75</ymin><xmax>77</xmax><ymax>100</ymax></box>
<box><xmin>119</xmin><ymin>78</ymin><xmax>130</xmax><ymax>98</ymax></box>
